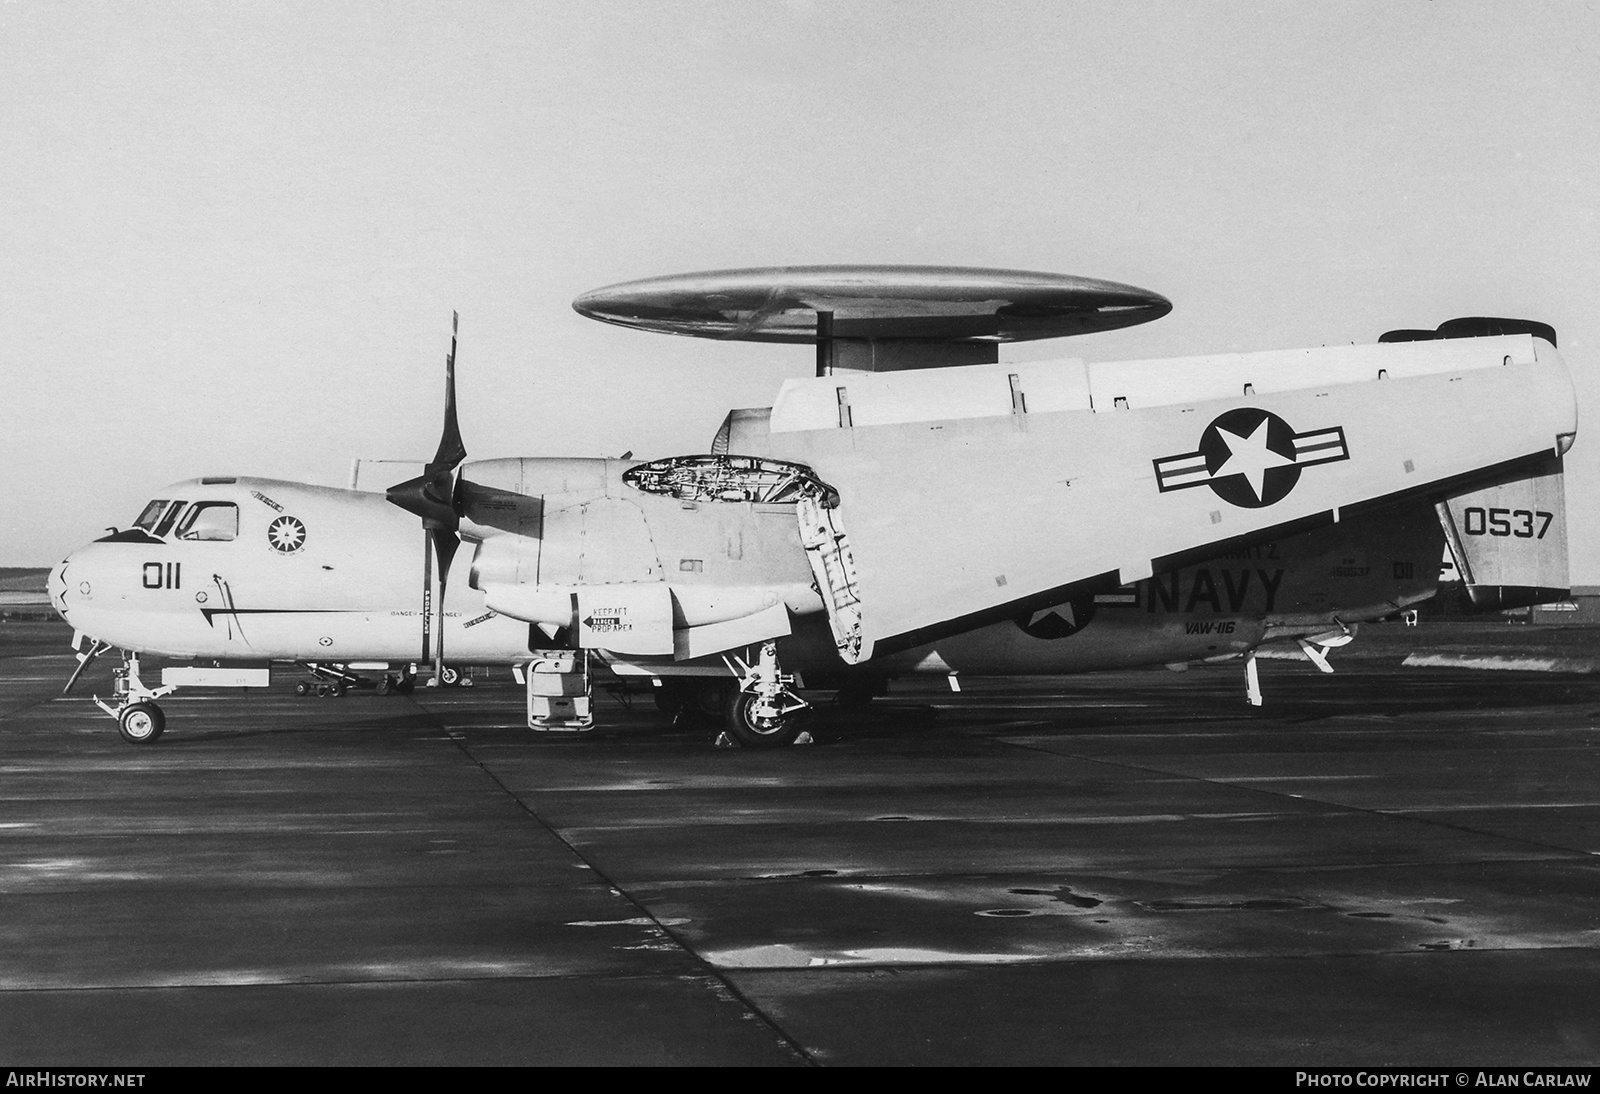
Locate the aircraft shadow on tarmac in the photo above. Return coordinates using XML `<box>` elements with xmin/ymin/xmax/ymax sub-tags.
<box><xmin>51</xmin><ymin>653</ymin><xmax>1600</xmax><ymax>747</ymax></box>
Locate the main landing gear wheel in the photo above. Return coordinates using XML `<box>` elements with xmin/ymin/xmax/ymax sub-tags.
<box><xmin>117</xmin><ymin>701</ymin><xmax>165</xmax><ymax>745</ymax></box>
<box><xmin>296</xmin><ymin>679</ymin><xmax>346</xmax><ymax>697</ymax></box>
<box><xmin>725</xmin><ymin>690</ymin><xmax>804</xmax><ymax>749</ymax></box>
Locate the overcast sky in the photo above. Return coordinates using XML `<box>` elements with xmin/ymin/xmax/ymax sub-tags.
<box><xmin>4</xmin><ymin>1</ymin><xmax>1598</xmax><ymax>577</ymax></box>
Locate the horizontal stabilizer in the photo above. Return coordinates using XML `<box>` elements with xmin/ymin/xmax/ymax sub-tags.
<box><xmin>1381</xmin><ymin>316</ymin><xmax>1557</xmax><ymax>347</ymax></box>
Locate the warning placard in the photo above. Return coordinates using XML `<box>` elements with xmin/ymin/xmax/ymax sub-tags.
<box><xmin>575</xmin><ymin>586</ymin><xmax>673</xmax><ymax>655</ymax></box>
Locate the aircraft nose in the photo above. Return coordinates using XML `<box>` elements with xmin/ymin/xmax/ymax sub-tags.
<box><xmin>49</xmin><ymin>553</ymin><xmax>84</xmax><ymax>624</ymax></box>
<box><xmin>48</xmin><ymin>557</ymin><xmax>71</xmax><ymax>622</ymax></box>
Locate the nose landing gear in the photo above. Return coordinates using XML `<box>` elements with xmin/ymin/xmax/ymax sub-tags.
<box><xmin>92</xmin><ymin>651</ymin><xmax>175</xmax><ymax>745</ymax></box>
<box><xmin>117</xmin><ymin>701</ymin><xmax>165</xmax><ymax>744</ymax></box>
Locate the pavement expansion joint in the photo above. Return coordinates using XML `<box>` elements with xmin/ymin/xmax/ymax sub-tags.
<box><xmin>414</xmin><ymin>703</ymin><xmax>822</xmax><ymax>1066</ymax></box>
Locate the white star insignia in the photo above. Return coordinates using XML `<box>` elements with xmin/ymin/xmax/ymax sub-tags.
<box><xmin>1214</xmin><ymin>419</ymin><xmax>1296</xmax><ymax>501</ymax></box>
<box><xmin>1030</xmin><ymin>604</ymin><xmax>1076</xmax><ymax>628</ymax></box>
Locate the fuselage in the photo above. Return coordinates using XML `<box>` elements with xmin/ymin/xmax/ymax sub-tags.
<box><xmin>52</xmin><ymin>477</ymin><xmax>535</xmax><ymax>663</ymax></box>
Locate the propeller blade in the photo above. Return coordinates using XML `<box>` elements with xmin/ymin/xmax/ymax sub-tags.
<box><xmin>433</xmin><ymin>311</ymin><xmax>467</xmax><ymax>471</ymax></box>
<box><xmin>433</xmin><ymin>525</ymin><xmax>461</xmax><ymax>578</ymax></box>
<box><xmin>386</xmin><ymin>312</ymin><xmax>467</xmax><ymax>528</ymax></box>
<box><xmin>390</xmin><ymin>313</ymin><xmax>471</xmax><ymax>687</ymax></box>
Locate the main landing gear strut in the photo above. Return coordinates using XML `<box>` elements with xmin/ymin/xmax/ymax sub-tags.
<box><xmin>1242</xmin><ymin>626</ymin><xmax>1353</xmax><ymax>708</ymax></box>
<box><xmin>720</xmin><ymin>640</ymin><xmax>812</xmax><ymax>748</ymax></box>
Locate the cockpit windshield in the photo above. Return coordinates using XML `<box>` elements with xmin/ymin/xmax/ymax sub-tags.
<box><xmin>153</xmin><ymin>501</ymin><xmax>186</xmax><ymax>536</ymax></box>
<box><xmin>132</xmin><ymin>500</ymin><xmax>168</xmax><ymax>532</ymax></box>
<box><xmin>131</xmin><ymin>500</ymin><xmax>189</xmax><ymax>538</ymax></box>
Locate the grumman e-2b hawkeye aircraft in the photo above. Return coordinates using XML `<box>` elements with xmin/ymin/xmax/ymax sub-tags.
<box><xmin>50</xmin><ymin>266</ymin><xmax>1576</xmax><ymax>747</ymax></box>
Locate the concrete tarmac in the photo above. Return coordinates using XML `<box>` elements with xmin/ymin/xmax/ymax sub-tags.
<box><xmin>3</xmin><ymin>622</ymin><xmax>1600</xmax><ymax>1065</ymax></box>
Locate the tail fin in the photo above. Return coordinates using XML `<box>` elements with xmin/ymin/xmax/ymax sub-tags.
<box><xmin>1437</xmin><ymin>457</ymin><xmax>1569</xmax><ymax>610</ymax></box>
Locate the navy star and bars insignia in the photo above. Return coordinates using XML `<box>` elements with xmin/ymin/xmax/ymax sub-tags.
<box><xmin>1014</xmin><ymin>593</ymin><xmax>1098</xmax><ymax>639</ymax></box>
<box><xmin>1153</xmin><ymin>408</ymin><xmax>1350</xmax><ymax>508</ymax></box>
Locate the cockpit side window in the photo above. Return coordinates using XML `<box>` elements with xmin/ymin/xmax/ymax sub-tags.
<box><xmin>153</xmin><ymin>500</ymin><xmax>187</xmax><ymax>538</ymax></box>
<box><xmin>175</xmin><ymin>502</ymin><xmax>239</xmax><ymax>542</ymax></box>
<box><xmin>133</xmin><ymin>500</ymin><xmax>169</xmax><ymax>532</ymax></box>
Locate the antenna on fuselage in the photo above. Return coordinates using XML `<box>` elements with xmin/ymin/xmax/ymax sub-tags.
<box><xmin>385</xmin><ymin>312</ymin><xmax>466</xmax><ymax>687</ymax></box>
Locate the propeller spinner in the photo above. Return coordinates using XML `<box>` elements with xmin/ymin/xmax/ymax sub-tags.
<box><xmin>387</xmin><ymin>312</ymin><xmax>467</xmax><ymax>685</ymax></box>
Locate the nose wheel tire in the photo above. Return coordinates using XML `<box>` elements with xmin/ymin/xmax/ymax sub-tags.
<box><xmin>118</xmin><ymin>702</ymin><xmax>165</xmax><ymax>745</ymax></box>
<box><xmin>725</xmin><ymin>690</ymin><xmax>803</xmax><ymax>748</ymax></box>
